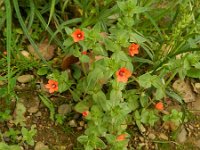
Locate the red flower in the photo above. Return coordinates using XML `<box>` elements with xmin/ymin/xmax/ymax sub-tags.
<box><xmin>155</xmin><ymin>102</ymin><xmax>164</xmax><ymax>111</ymax></box>
<box><xmin>128</xmin><ymin>43</ymin><xmax>139</xmax><ymax>56</ymax></box>
<box><xmin>116</xmin><ymin>67</ymin><xmax>132</xmax><ymax>83</ymax></box>
<box><xmin>116</xmin><ymin>134</ymin><xmax>127</xmax><ymax>141</ymax></box>
<box><xmin>45</xmin><ymin>80</ymin><xmax>58</xmax><ymax>93</ymax></box>
<box><xmin>71</xmin><ymin>29</ymin><xmax>84</xmax><ymax>42</ymax></box>
<box><xmin>82</xmin><ymin>111</ymin><xmax>89</xmax><ymax>117</ymax></box>
<box><xmin>81</xmin><ymin>51</ymin><xmax>87</xmax><ymax>55</ymax></box>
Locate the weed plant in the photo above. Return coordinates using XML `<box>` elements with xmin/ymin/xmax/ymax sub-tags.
<box><xmin>0</xmin><ymin>0</ymin><xmax>200</xmax><ymax>149</ymax></box>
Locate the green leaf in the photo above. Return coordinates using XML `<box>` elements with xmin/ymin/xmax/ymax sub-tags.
<box><xmin>130</xmin><ymin>32</ymin><xmax>148</xmax><ymax>43</ymax></box>
<box><xmin>0</xmin><ymin>142</ymin><xmax>21</xmax><ymax>150</ymax></box>
<box><xmin>87</xmin><ymin>68</ymin><xmax>104</xmax><ymax>90</ymax></box>
<box><xmin>57</xmin><ymin>71</ymin><xmax>72</xmax><ymax>93</ymax></box>
<box><xmin>47</xmin><ymin>0</ymin><xmax>56</xmax><ymax>26</ymax></box>
<box><xmin>65</xmin><ymin>26</ymin><xmax>73</xmax><ymax>35</ymax></box>
<box><xmin>13</xmin><ymin>103</ymin><xmax>26</xmax><ymax>126</ymax></box>
<box><xmin>110</xmin><ymin>89</ymin><xmax>122</xmax><ymax>106</ymax></box>
<box><xmin>72</xmin><ymin>65</ymin><xmax>82</xmax><ymax>80</ymax></box>
<box><xmin>186</xmin><ymin>68</ymin><xmax>200</xmax><ymax>78</ymax></box>
<box><xmin>94</xmin><ymin>137</ymin><xmax>107</xmax><ymax>149</ymax></box>
<box><xmin>37</xmin><ymin>67</ymin><xmax>48</xmax><ymax>75</ymax></box>
<box><xmin>93</xmin><ymin>91</ymin><xmax>110</xmax><ymax>111</ymax></box>
<box><xmin>80</xmin><ymin>55</ymin><xmax>90</xmax><ymax>63</ymax></box>
<box><xmin>105</xmin><ymin>134</ymin><xmax>116</xmax><ymax>144</ymax></box>
<box><xmin>39</xmin><ymin>94</ymin><xmax>55</xmax><ymax>121</ymax></box>
<box><xmin>138</xmin><ymin>73</ymin><xmax>152</xmax><ymax>88</ymax></box>
<box><xmin>104</xmin><ymin>38</ymin><xmax>121</xmax><ymax>52</ymax></box>
<box><xmin>155</xmin><ymin>87</ymin><xmax>165</xmax><ymax>100</ymax></box>
<box><xmin>126</xmin><ymin>91</ymin><xmax>139</xmax><ymax>111</ymax></box>
<box><xmin>140</xmin><ymin>92</ymin><xmax>148</xmax><ymax>107</ymax></box>
<box><xmin>163</xmin><ymin>109</ymin><xmax>183</xmax><ymax>126</ymax></box>
<box><xmin>166</xmin><ymin>88</ymin><xmax>183</xmax><ymax>104</ymax></box>
<box><xmin>74</xmin><ymin>100</ymin><xmax>90</xmax><ymax>113</ymax></box>
<box><xmin>63</xmin><ymin>38</ymin><xmax>74</xmax><ymax>49</ymax></box>
<box><xmin>141</xmin><ymin>109</ymin><xmax>159</xmax><ymax>126</ymax></box>
<box><xmin>111</xmin><ymin>51</ymin><xmax>130</xmax><ymax>62</ymax></box>
<box><xmin>93</xmin><ymin>43</ymin><xmax>107</xmax><ymax>56</ymax></box>
<box><xmin>77</xmin><ymin>135</ymin><xmax>89</xmax><ymax>144</ymax></box>
<box><xmin>140</xmin><ymin>109</ymin><xmax>149</xmax><ymax>124</ymax></box>
<box><xmin>21</xmin><ymin>125</ymin><xmax>37</xmax><ymax>146</ymax></box>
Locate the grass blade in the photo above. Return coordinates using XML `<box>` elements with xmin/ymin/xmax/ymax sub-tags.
<box><xmin>47</xmin><ymin>0</ymin><xmax>56</xmax><ymax>26</ymax></box>
<box><xmin>5</xmin><ymin>0</ymin><xmax>12</xmax><ymax>96</ymax></box>
<box><xmin>12</xmin><ymin>0</ymin><xmax>52</xmax><ymax>70</ymax></box>
<box><xmin>39</xmin><ymin>94</ymin><xmax>55</xmax><ymax>121</ymax></box>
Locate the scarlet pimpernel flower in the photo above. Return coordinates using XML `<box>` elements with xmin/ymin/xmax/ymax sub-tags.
<box><xmin>128</xmin><ymin>43</ymin><xmax>139</xmax><ymax>57</ymax></box>
<box><xmin>116</xmin><ymin>134</ymin><xmax>127</xmax><ymax>141</ymax></box>
<box><xmin>45</xmin><ymin>80</ymin><xmax>58</xmax><ymax>93</ymax></box>
<box><xmin>71</xmin><ymin>29</ymin><xmax>84</xmax><ymax>42</ymax></box>
<box><xmin>81</xmin><ymin>51</ymin><xmax>87</xmax><ymax>55</ymax></box>
<box><xmin>116</xmin><ymin>67</ymin><xmax>132</xmax><ymax>83</ymax></box>
<box><xmin>82</xmin><ymin>111</ymin><xmax>89</xmax><ymax>117</ymax></box>
<box><xmin>155</xmin><ymin>102</ymin><xmax>164</xmax><ymax>111</ymax></box>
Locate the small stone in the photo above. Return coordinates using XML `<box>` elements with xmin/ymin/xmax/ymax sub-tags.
<box><xmin>54</xmin><ymin>145</ymin><xmax>69</xmax><ymax>150</ymax></box>
<box><xmin>79</xmin><ymin>121</ymin><xmax>85</xmax><ymax>127</ymax></box>
<box><xmin>139</xmin><ymin>124</ymin><xmax>146</xmax><ymax>133</ymax></box>
<box><xmin>148</xmin><ymin>133</ymin><xmax>156</xmax><ymax>140</ymax></box>
<box><xmin>77</xmin><ymin>127</ymin><xmax>83</xmax><ymax>131</ymax></box>
<box><xmin>21</xmin><ymin>50</ymin><xmax>30</xmax><ymax>58</ymax></box>
<box><xmin>172</xmin><ymin>79</ymin><xmax>195</xmax><ymax>103</ymax></box>
<box><xmin>69</xmin><ymin>120</ymin><xmax>77</xmax><ymax>127</ymax></box>
<box><xmin>177</xmin><ymin>126</ymin><xmax>187</xmax><ymax>143</ymax></box>
<box><xmin>159</xmin><ymin>133</ymin><xmax>168</xmax><ymax>140</ymax></box>
<box><xmin>28</xmin><ymin>105</ymin><xmax>39</xmax><ymax>114</ymax></box>
<box><xmin>35</xmin><ymin>111</ymin><xmax>42</xmax><ymax>117</ymax></box>
<box><xmin>20</xmin><ymin>146</ymin><xmax>24</xmax><ymax>150</ymax></box>
<box><xmin>58</xmin><ymin>104</ymin><xmax>72</xmax><ymax>115</ymax></box>
<box><xmin>17</xmin><ymin>74</ymin><xmax>34</xmax><ymax>83</ymax></box>
<box><xmin>139</xmin><ymin>136</ymin><xmax>144</xmax><ymax>142</ymax></box>
<box><xmin>194</xmin><ymin>83</ymin><xmax>200</xmax><ymax>94</ymax></box>
<box><xmin>34</xmin><ymin>141</ymin><xmax>49</xmax><ymax>150</ymax></box>
<box><xmin>188</xmin><ymin>125</ymin><xmax>194</xmax><ymax>130</ymax></box>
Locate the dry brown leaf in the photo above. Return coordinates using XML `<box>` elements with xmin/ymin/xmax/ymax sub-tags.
<box><xmin>28</xmin><ymin>39</ymin><xmax>56</xmax><ymax>60</ymax></box>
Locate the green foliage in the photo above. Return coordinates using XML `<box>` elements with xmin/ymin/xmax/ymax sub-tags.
<box><xmin>13</xmin><ymin>103</ymin><xmax>26</xmax><ymax>126</ymax></box>
<box><xmin>0</xmin><ymin>110</ymin><xmax>11</xmax><ymax>122</ymax></box>
<box><xmin>21</xmin><ymin>125</ymin><xmax>37</xmax><ymax>146</ymax></box>
<box><xmin>39</xmin><ymin>94</ymin><xmax>55</xmax><ymax>121</ymax></box>
<box><xmin>163</xmin><ymin>109</ymin><xmax>183</xmax><ymax>126</ymax></box>
<box><xmin>1</xmin><ymin>0</ymin><xmax>200</xmax><ymax>149</ymax></box>
<box><xmin>0</xmin><ymin>142</ymin><xmax>21</xmax><ymax>150</ymax></box>
<box><xmin>4</xmin><ymin>128</ymin><xmax>20</xmax><ymax>142</ymax></box>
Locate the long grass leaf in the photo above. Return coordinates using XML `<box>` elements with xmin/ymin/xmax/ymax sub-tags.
<box><xmin>5</xmin><ymin>0</ymin><xmax>12</xmax><ymax>95</ymax></box>
<box><xmin>47</xmin><ymin>0</ymin><xmax>56</xmax><ymax>26</ymax></box>
<box><xmin>39</xmin><ymin>94</ymin><xmax>55</xmax><ymax>121</ymax></box>
<box><xmin>35</xmin><ymin>8</ymin><xmax>64</xmax><ymax>49</ymax></box>
<box><xmin>12</xmin><ymin>0</ymin><xmax>52</xmax><ymax>70</ymax></box>
<box><xmin>144</xmin><ymin>12</ymin><xmax>163</xmax><ymax>41</ymax></box>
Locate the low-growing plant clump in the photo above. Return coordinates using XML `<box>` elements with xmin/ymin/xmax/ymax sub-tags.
<box><xmin>0</xmin><ymin>0</ymin><xmax>200</xmax><ymax>149</ymax></box>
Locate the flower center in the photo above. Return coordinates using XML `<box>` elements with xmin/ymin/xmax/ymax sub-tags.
<box><xmin>77</xmin><ymin>33</ymin><xmax>82</xmax><ymax>38</ymax></box>
<box><xmin>119</xmin><ymin>70</ymin><xmax>125</xmax><ymax>77</ymax></box>
<box><xmin>51</xmin><ymin>84</ymin><xmax>56</xmax><ymax>88</ymax></box>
